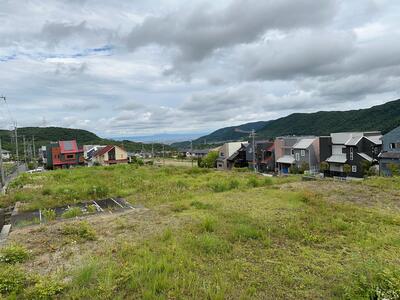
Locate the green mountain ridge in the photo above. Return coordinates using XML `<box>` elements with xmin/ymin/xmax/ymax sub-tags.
<box><xmin>0</xmin><ymin>126</ymin><xmax>171</xmax><ymax>155</ymax></box>
<box><xmin>173</xmin><ymin>99</ymin><xmax>400</xmax><ymax>149</ymax></box>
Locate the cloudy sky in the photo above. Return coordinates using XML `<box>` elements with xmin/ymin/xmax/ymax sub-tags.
<box><xmin>0</xmin><ymin>0</ymin><xmax>399</xmax><ymax>137</ymax></box>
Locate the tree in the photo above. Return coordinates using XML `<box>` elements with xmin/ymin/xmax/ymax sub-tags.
<box><xmin>299</xmin><ymin>162</ymin><xmax>309</xmax><ymax>174</ymax></box>
<box><xmin>320</xmin><ymin>162</ymin><xmax>329</xmax><ymax>172</ymax></box>
<box><xmin>343</xmin><ymin>164</ymin><xmax>351</xmax><ymax>177</ymax></box>
<box><xmin>361</xmin><ymin>161</ymin><xmax>372</xmax><ymax>176</ymax></box>
<box><xmin>200</xmin><ymin>151</ymin><xmax>219</xmax><ymax>168</ymax></box>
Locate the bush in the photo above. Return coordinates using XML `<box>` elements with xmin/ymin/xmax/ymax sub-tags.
<box><xmin>200</xmin><ymin>151</ymin><xmax>219</xmax><ymax>168</ymax></box>
<box><xmin>61</xmin><ymin>221</ymin><xmax>97</xmax><ymax>241</ymax></box>
<box><xmin>228</xmin><ymin>179</ymin><xmax>240</xmax><ymax>190</ymax></box>
<box><xmin>62</xmin><ymin>207</ymin><xmax>83</xmax><ymax>219</ymax></box>
<box><xmin>42</xmin><ymin>209</ymin><xmax>56</xmax><ymax>222</ymax></box>
<box><xmin>0</xmin><ymin>244</ymin><xmax>29</xmax><ymax>264</ymax></box>
<box><xmin>24</xmin><ymin>276</ymin><xmax>64</xmax><ymax>300</ymax></box>
<box><xmin>208</xmin><ymin>182</ymin><xmax>228</xmax><ymax>193</ymax></box>
<box><xmin>247</xmin><ymin>177</ymin><xmax>260</xmax><ymax>188</ymax></box>
<box><xmin>0</xmin><ymin>265</ymin><xmax>26</xmax><ymax>295</ymax></box>
<box><xmin>86</xmin><ymin>204</ymin><xmax>97</xmax><ymax>214</ymax></box>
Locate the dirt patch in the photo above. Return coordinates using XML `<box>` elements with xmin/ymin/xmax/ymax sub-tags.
<box><xmin>6</xmin><ymin>206</ymin><xmax>183</xmax><ymax>275</ymax></box>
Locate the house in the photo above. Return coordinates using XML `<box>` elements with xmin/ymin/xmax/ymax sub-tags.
<box><xmin>84</xmin><ymin>145</ymin><xmax>105</xmax><ymax>161</ymax></box>
<box><xmin>38</xmin><ymin>146</ymin><xmax>47</xmax><ymax>164</ymax></box>
<box><xmin>46</xmin><ymin>140</ymin><xmax>85</xmax><ymax>169</ymax></box>
<box><xmin>379</xmin><ymin>125</ymin><xmax>400</xmax><ymax>176</ymax></box>
<box><xmin>325</xmin><ymin>132</ymin><xmax>382</xmax><ymax>178</ymax></box>
<box><xmin>275</xmin><ymin>136</ymin><xmax>315</xmax><ymax>174</ymax></box>
<box><xmin>216</xmin><ymin>142</ymin><xmax>247</xmax><ymax>170</ymax></box>
<box><xmin>1</xmin><ymin>149</ymin><xmax>11</xmax><ymax>160</ymax></box>
<box><xmin>292</xmin><ymin>138</ymin><xmax>320</xmax><ymax>172</ymax></box>
<box><xmin>92</xmin><ymin>145</ymin><xmax>128</xmax><ymax>166</ymax></box>
<box><xmin>244</xmin><ymin>141</ymin><xmax>275</xmax><ymax>173</ymax></box>
<box><xmin>181</xmin><ymin>149</ymin><xmax>210</xmax><ymax>159</ymax></box>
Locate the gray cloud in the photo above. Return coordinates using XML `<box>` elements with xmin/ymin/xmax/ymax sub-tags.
<box><xmin>126</xmin><ymin>0</ymin><xmax>337</xmax><ymax>65</ymax></box>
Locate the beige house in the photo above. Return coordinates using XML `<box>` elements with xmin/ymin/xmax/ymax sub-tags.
<box><xmin>92</xmin><ymin>145</ymin><xmax>128</xmax><ymax>166</ymax></box>
<box><xmin>216</xmin><ymin>142</ymin><xmax>247</xmax><ymax>170</ymax></box>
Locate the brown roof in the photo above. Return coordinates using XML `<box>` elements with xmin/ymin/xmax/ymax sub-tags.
<box><xmin>93</xmin><ymin>145</ymin><xmax>114</xmax><ymax>157</ymax></box>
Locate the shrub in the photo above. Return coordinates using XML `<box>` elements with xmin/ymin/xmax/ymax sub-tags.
<box><xmin>24</xmin><ymin>276</ymin><xmax>64</xmax><ymax>300</ymax></box>
<box><xmin>200</xmin><ymin>151</ymin><xmax>219</xmax><ymax>168</ymax></box>
<box><xmin>61</xmin><ymin>221</ymin><xmax>97</xmax><ymax>241</ymax></box>
<box><xmin>228</xmin><ymin>179</ymin><xmax>240</xmax><ymax>190</ymax></box>
<box><xmin>0</xmin><ymin>265</ymin><xmax>26</xmax><ymax>295</ymax></box>
<box><xmin>42</xmin><ymin>209</ymin><xmax>56</xmax><ymax>222</ymax></box>
<box><xmin>320</xmin><ymin>162</ymin><xmax>329</xmax><ymax>172</ymax></box>
<box><xmin>208</xmin><ymin>182</ymin><xmax>228</xmax><ymax>193</ymax></box>
<box><xmin>86</xmin><ymin>204</ymin><xmax>97</xmax><ymax>214</ymax></box>
<box><xmin>247</xmin><ymin>177</ymin><xmax>260</xmax><ymax>188</ymax></box>
<box><xmin>62</xmin><ymin>207</ymin><xmax>83</xmax><ymax>219</ymax></box>
<box><xmin>0</xmin><ymin>244</ymin><xmax>29</xmax><ymax>264</ymax></box>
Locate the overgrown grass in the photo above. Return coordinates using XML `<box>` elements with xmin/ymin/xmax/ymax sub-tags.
<box><xmin>2</xmin><ymin>165</ymin><xmax>400</xmax><ymax>299</ymax></box>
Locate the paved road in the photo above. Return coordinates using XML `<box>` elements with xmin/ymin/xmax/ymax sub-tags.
<box><xmin>2</xmin><ymin>163</ymin><xmax>27</xmax><ymax>192</ymax></box>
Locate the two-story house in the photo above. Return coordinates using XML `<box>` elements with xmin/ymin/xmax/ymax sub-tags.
<box><xmin>292</xmin><ymin>138</ymin><xmax>320</xmax><ymax>172</ymax></box>
<box><xmin>379</xmin><ymin>125</ymin><xmax>400</xmax><ymax>176</ymax></box>
<box><xmin>46</xmin><ymin>140</ymin><xmax>85</xmax><ymax>169</ymax></box>
<box><xmin>325</xmin><ymin>132</ymin><xmax>382</xmax><ymax>178</ymax></box>
<box><xmin>216</xmin><ymin>142</ymin><xmax>247</xmax><ymax>170</ymax></box>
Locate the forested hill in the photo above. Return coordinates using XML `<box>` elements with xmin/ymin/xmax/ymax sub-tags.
<box><xmin>172</xmin><ymin>99</ymin><xmax>400</xmax><ymax>149</ymax></box>
<box><xmin>256</xmin><ymin>99</ymin><xmax>400</xmax><ymax>138</ymax></box>
<box><xmin>0</xmin><ymin>127</ymin><xmax>171</xmax><ymax>154</ymax></box>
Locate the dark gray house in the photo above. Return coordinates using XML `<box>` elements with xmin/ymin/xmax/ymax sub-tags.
<box><xmin>292</xmin><ymin>138</ymin><xmax>319</xmax><ymax>172</ymax></box>
<box><xmin>245</xmin><ymin>141</ymin><xmax>275</xmax><ymax>173</ymax></box>
<box><xmin>379</xmin><ymin>125</ymin><xmax>400</xmax><ymax>176</ymax></box>
<box><xmin>325</xmin><ymin>132</ymin><xmax>382</xmax><ymax>178</ymax></box>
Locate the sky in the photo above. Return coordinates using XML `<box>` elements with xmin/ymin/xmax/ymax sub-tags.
<box><xmin>0</xmin><ymin>0</ymin><xmax>399</xmax><ymax>138</ymax></box>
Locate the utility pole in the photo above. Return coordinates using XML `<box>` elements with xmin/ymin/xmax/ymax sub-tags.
<box><xmin>23</xmin><ymin>135</ymin><xmax>27</xmax><ymax>164</ymax></box>
<box><xmin>234</xmin><ymin>128</ymin><xmax>257</xmax><ymax>173</ymax></box>
<box><xmin>32</xmin><ymin>136</ymin><xmax>36</xmax><ymax>160</ymax></box>
<box><xmin>14</xmin><ymin>122</ymin><xmax>19</xmax><ymax>168</ymax></box>
<box><xmin>162</xmin><ymin>144</ymin><xmax>165</xmax><ymax>166</ymax></box>
<box><xmin>151</xmin><ymin>143</ymin><xmax>154</xmax><ymax>159</ymax></box>
<box><xmin>190</xmin><ymin>140</ymin><xmax>194</xmax><ymax>168</ymax></box>
<box><xmin>0</xmin><ymin>138</ymin><xmax>5</xmax><ymax>187</ymax></box>
<box><xmin>251</xmin><ymin>129</ymin><xmax>256</xmax><ymax>173</ymax></box>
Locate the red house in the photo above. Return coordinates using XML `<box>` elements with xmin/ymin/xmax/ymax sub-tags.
<box><xmin>46</xmin><ymin>140</ymin><xmax>85</xmax><ymax>169</ymax></box>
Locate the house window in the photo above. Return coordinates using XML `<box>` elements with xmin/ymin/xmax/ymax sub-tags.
<box><xmin>352</xmin><ymin>165</ymin><xmax>357</xmax><ymax>173</ymax></box>
<box><xmin>390</xmin><ymin>143</ymin><xmax>396</xmax><ymax>149</ymax></box>
<box><xmin>295</xmin><ymin>153</ymin><xmax>300</xmax><ymax>161</ymax></box>
<box><xmin>301</xmin><ymin>150</ymin><xmax>305</xmax><ymax>157</ymax></box>
<box><xmin>66</xmin><ymin>154</ymin><xmax>74</xmax><ymax>159</ymax></box>
<box><xmin>220</xmin><ymin>152</ymin><xmax>224</xmax><ymax>157</ymax></box>
<box><xmin>350</xmin><ymin>147</ymin><xmax>354</xmax><ymax>161</ymax></box>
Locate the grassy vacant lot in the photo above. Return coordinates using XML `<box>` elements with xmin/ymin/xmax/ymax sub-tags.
<box><xmin>1</xmin><ymin>165</ymin><xmax>400</xmax><ymax>299</ymax></box>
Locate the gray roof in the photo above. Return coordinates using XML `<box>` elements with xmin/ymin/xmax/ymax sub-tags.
<box><xmin>293</xmin><ymin>138</ymin><xmax>316</xmax><ymax>149</ymax></box>
<box><xmin>379</xmin><ymin>152</ymin><xmax>400</xmax><ymax>159</ymax></box>
<box><xmin>345</xmin><ymin>136</ymin><xmax>363</xmax><ymax>146</ymax></box>
<box><xmin>365</xmin><ymin>135</ymin><xmax>382</xmax><ymax>145</ymax></box>
<box><xmin>326</xmin><ymin>155</ymin><xmax>347</xmax><ymax>163</ymax></box>
<box><xmin>358</xmin><ymin>152</ymin><xmax>373</xmax><ymax>162</ymax></box>
<box><xmin>276</xmin><ymin>155</ymin><xmax>295</xmax><ymax>164</ymax></box>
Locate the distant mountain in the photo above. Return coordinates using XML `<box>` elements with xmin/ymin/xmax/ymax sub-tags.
<box><xmin>0</xmin><ymin>127</ymin><xmax>172</xmax><ymax>155</ymax></box>
<box><xmin>113</xmin><ymin>133</ymin><xmax>207</xmax><ymax>144</ymax></box>
<box><xmin>172</xmin><ymin>99</ymin><xmax>400</xmax><ymax>149</ymax></box>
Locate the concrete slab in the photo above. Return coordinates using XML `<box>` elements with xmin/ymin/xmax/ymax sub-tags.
<box><xmin>0</xmin><ymin>224</ymin><xmax>11</xmax><ymax>243</ymax></box>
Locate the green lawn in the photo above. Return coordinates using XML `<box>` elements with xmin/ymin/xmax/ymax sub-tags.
<box><xmin>1</xmin><ymin>165</ymin><xmax>399</xmax><ymax>299</ymax></box>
